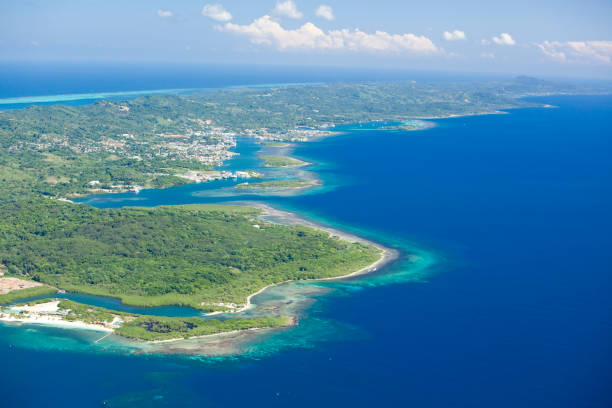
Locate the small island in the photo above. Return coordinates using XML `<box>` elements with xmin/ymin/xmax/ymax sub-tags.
<box><xmin>260</xmin><ymin>142</ymin><xmax>291</xmax><ymax>148</ymax></box>
<box><xmin>380</xmin><ymin>119</ymin><xmax>436</xmax><ymax>131</ymax></box>
<box><xmin>235</xmin><ymin>179</ymin><xmax>319</xmax><ymax>191</ymax></box>
<box><xmin>259</xmin><ymin>155</ymin><xmax>309</xmax><ymax>168</ymax></box>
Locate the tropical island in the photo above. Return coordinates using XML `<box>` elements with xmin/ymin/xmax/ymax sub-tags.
<box><xmin>260</xmin><ymin>142</ymin><xmax>291</xmax><ymax>148</ymax></box>
<box><xmin>259</xmin><ymin>155</ymin><xmax>309</xmax><ymax>168</ymax></box>
<box><xmin>0</xmin><ymin>78</ymin><xmax>599</xmax><ymax>343</ymax></box>
<box><xmin>0</xmin><ymin>78</ymin><xmax>570</xmax><ymax>201</ymax></box>
<box><xmin>235</xmin><ymin>179</ymin><xmax>319</xmax><ymax>191</ymax></box>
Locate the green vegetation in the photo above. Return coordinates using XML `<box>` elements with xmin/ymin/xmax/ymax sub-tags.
<box><xmin>0</xmin><ymin>98</ymin><xmax>234</xmax><ymax>200</ymax></box>
<box><xmin>0</xmin><ymin>78</ymin><xmax>583</xmax><ymax>339</ymax></box>
<box><xmin>116</xmin><ymin>315</ymin><xmax>292</xmax><ymax>341</ymax></box>
<box><xmin>236</xmin><ymin>180</ymin><xmax>318</xmax><ymax>190</ymax></box>
<box><xmin>380</xmin><ymin>120</ymin><xmax>435</xmax><ymax>131</ymax></box>
<box><xmin>57</xmin><ymin>299</ymin><xmax>132</xmax><ymax>324</ymax></box>
<box><xmin>0</xmin><ymin>199</ymin><xmax>381</xmax><ymax>309</ymax></box>
<box><xmin>0</xmin><ymin>80</ymin><xmax>555</xmax><ymax>201</ymax></box>
<box><xmin>0</xmin><ymin>286</ymin><xmax>57</xmax><ymax>305</ymax></box>
<box><xmin>259</xmin><ymin>155</ymin><xmax>308</xmax><ymax>168</ymax></box>
<box><xmin>187</xmin><ymin>81</ymin><xmax>538</xmax><ymax>133</ymax></box>
<box><xmin>2</xmin><ymin>298</ymin><xmax>291</xmax><ymax>341</ymax></box>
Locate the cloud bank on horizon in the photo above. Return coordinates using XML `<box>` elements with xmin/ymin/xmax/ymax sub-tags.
<box><xmin>199</xmin><ymin>2</ymin><xmax>611</xmax><ymax>67</ymax></box>
<box><xmin>2</xmin><ymin>0</ymin><xmax>611</xmax><ymax>77</ymax></box>
<box><xmin>535</xmin><ymin>40</ymin><xmax>612</xmax><ymax>64</ymax></box>
<box><xmin>219</xmin><ymin>15</ymin><xmax>438</xmax><ymax>53</ymax></box>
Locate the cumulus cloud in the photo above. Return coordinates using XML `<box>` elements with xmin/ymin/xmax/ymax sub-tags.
<box><xmin>535</xmin><ymin>40</ymin><xmax>612</xmax><ymax>64</ymax></box>
<box><xmin>315</xmin><ymin>5</ymin><xmax>335</xmax><ymax>21</ymax></box>
<box><xmin>492</xmin><ymin>33</ymin><xmax>515</xmax><ymax>46</ymax></box>
<box><xmin>219</xmin><ymin>15</ymin><xmax>438</xmax><ymax>53</ymax></box>
<box><xmin>157</xmin><ymin>9</ymin><xmax>173</xmax><ymax>18</ymax></box>
<box><xmin>202</xmin><ymin>4</ymin><xmax>232</xmax><ymax>22</ymax></box>
<box><xmin>443</xmin><ymin>30</ymin><xmax>466</xmax><ymax>41</ymax></box>
<box><xmin>273</xmin><ymin>0</ymin><xmax>303</xmax><ymax>19</ymax></box>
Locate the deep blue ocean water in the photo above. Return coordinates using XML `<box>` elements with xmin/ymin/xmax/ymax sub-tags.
<box><xmin>0</xmin><ymin>66</ymin><xmax>610</xmax><ymax>407</ymax></box>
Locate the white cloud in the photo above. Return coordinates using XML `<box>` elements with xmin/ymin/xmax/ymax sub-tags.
<box><xmin>202</xmin><ymin>4</ymin><xmax>232</xmax><ymax>22</ymax></box>
<box><xmin>535</xmin><ymin>40</ymin><xmax>612</xmax><ymax>64</ymax></box>
<box><xmin>157</xmin><ymin>9</ymin><xmax>173</xmax><ymax>18</ymax></box>
<box><xmin>219</xmin><ymin>15</ymin><xmax>438</xmax><ymax>53</ymax></box>
<box><xmin>535</xmin><ymin>41</ymin><xmax>567</xmax><ymax>61</ymax></box>
<box><xmin>315</xmin><ymin>5</ymin><xmax>335</xmax><ymax>21</ymax></box>
<box><xmin>481</xmin><ymin>52</ymin><xmax>495</xmax><ymax>59</ymax></box>
<box><xmin>492</xmin><ymin>33</ymin><xmax>515</xmax><ymax>46</ymax></box>
<box><xmin>273</xmin><ymin>0</ymin><xmax>303</xmax><ymax>19</ymax></box>
<box><xmin>443</xmin><ymin>30</ymin><xmax>466</xmax><ymax>41</ymax></box>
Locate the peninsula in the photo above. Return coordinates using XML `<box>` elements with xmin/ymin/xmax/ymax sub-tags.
<box><xmin>0</xmin><ymin>299</ymin><xmax>295</xmax><ymax>341</ymax></box>
<box><xmin>0</xmin><ymin>200</ymin><xmax>382</xmax><ymax>312</ymax></box>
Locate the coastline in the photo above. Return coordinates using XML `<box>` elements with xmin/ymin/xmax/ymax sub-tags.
<box><xmin>412</xmin><ymin>110</ymin><xmax>508</xmax><ymax>120</ymax></box>
<box><xmin>147</xmin><ymin>317</ymin><xmax>298</xmax><ymax>344</ymax></box>
<box><xmin>209</xmin><ymin>202</ymin><xmax>399</xmax><ymax>315</ymax></box>
<box><xmin>0</xmin><ymin>202</ymin><xmax>398</xmax><ymax>346</ymax></box>
<box><xmin>0</xmin><ymin>314</ymin><xmax>113</xmax><ymax>333</ymax></box>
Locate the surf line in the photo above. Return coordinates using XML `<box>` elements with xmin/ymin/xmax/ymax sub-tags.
<box><xmin>94</xmin><ymin>332</ymin><xmax>112</xmax><ymax>344</ymax></box>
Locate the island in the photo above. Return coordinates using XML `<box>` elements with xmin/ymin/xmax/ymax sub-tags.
<box><xmin>260</xmin><ymin>142</ymin><xmax>291</xmax><ymax>148</ymax></box>
<box><xmin>0</xmin><ymin>78</ymin><xmax>595</xmax><ymax>343</ymax></box>
<box><xmin>379</xmin><ymin>120</ymin><xmax>437</xmax><ymax>131</ymax></box>
<box><xmin>235</xmin><ymin>179</ymin><xmax>319</xmax><ymax>191</ymax></box>
<box><xmin>259</xmin><ymin>155</ymin><xmax>309</xmax><ymax>168</ymax></box>
<box><xmin>0</xmin><ymin>79</ymin><xmax>562</xmax><ymax>201</ymax></box>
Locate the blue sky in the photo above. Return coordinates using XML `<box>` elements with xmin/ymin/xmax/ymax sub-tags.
<box><xmin>2</xmin><ymin>0</ymin><xmax>612</xmax><ymax>78</ymax></box>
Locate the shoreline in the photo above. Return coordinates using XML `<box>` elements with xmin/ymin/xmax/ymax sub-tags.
<box><xmin>147</xmin><ymin>317</ymin><xmax>298</xmax><ymax>344</ymax></box>
<box><xmin>411</xmin><ymin>110</ymin><xmax>508</xmax><ymax>120</ymax></box>
<box><xmin>208</xmin><ymin>202</ymin><xmax>399</xmax><ymax>316</ymax></box>
<box><xmin>0</xmin><ymin>314</ymin><xmax>113</xmax><ymax>333</ymax></box>
<box><xmin>0</xmin><ymin>202</ymin><xmax>398</xmax><ymax>345</ymax></box>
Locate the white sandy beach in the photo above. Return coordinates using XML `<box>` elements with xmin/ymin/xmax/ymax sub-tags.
<box><xmin>0</xmin><ymin>300</ymin><xmax>113</xmax><ymax>333</ymax></box>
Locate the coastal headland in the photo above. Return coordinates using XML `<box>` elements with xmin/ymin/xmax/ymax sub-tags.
<box><xmin>0</xmin><ymin>200</ymin><xmax>397</xmax><ymax>346</ymax></box>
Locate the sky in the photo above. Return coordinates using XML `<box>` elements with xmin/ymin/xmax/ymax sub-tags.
<box><xmin>1</xmin><ymin>0</ymin><xmax>612</xmax><ymax>78</ymax></box>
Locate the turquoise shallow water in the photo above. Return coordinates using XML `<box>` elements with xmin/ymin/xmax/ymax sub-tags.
<box><xmin>1</xmin><ymin>94</ymin><xmax>611</xmax><ymax>407</ymax></box>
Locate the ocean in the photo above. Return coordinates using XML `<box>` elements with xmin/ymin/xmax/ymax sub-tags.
<box><xmin>0</xmin><ymin>66</ymin><xmax>610</xmax><ymax>407</ymax></box>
